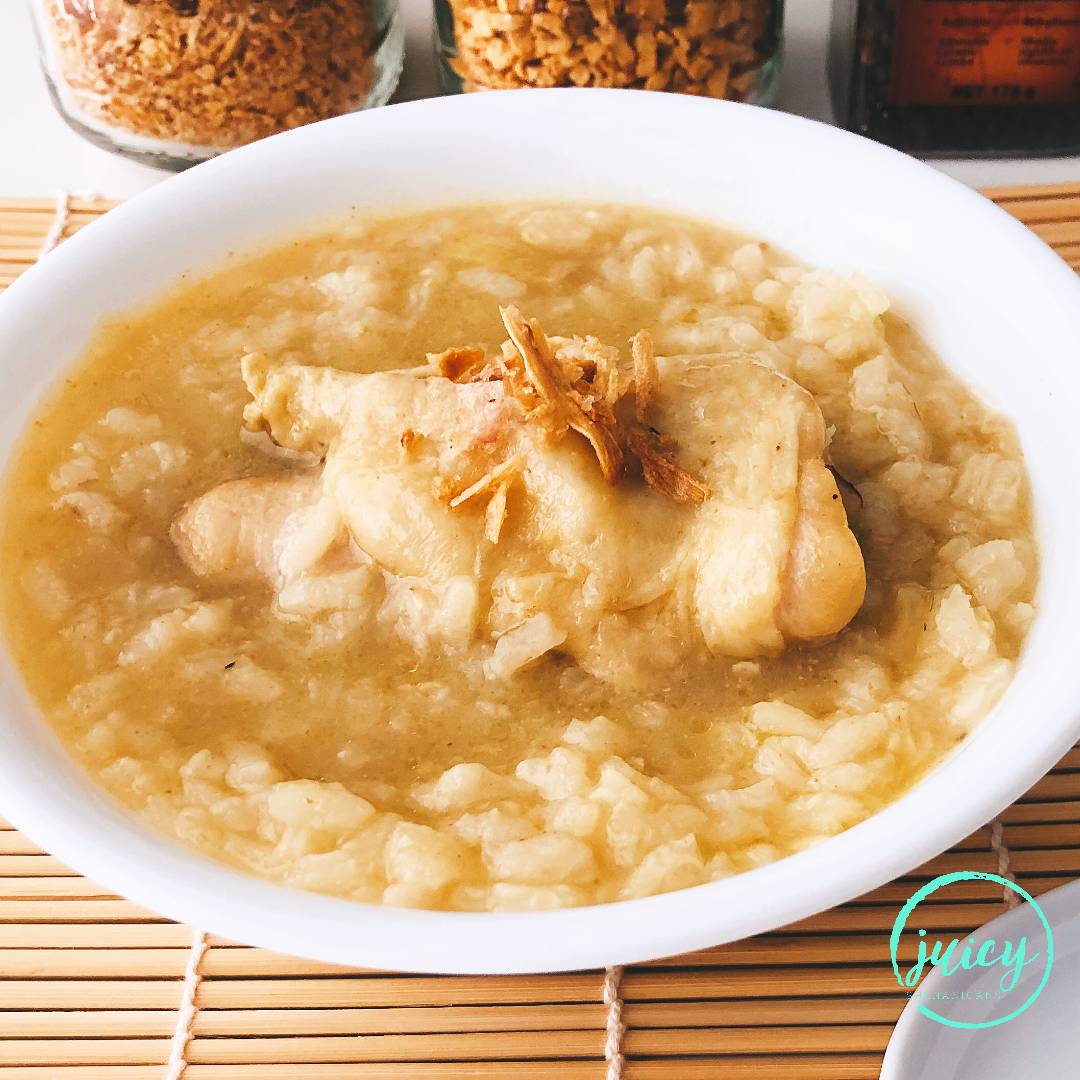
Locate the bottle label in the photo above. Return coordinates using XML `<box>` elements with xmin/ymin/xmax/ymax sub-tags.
<box><xmin>889</xmin><ymin>0</ymin><xmax>1080</xmax><ymax>106</ymax></box>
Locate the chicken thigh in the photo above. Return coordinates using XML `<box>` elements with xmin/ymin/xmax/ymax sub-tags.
<box><xmin>173</xmin><ymin>308</ymin><xmax>865</xmax><ymax>681</ymax></box>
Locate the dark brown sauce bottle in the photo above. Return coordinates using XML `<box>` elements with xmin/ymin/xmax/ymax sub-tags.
<box><xmin>830</xmin><ymin>0</ymin><xmax>1080</xmax><ymax>155</ymax></box>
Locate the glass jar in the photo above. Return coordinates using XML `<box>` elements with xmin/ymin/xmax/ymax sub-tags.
<box><xmin>830</xmin><ymin>0</ymin><xmax>1080</xmax><ymax>155</ymax></box>
<box><xmin>434</xmin><ymin>0</ymin><xmax>784</xmax><ymax>103</ymax></box>
<box><xmin>31</xmin><ymin>0</ymin><xmax>404</xmax><ymax>170</ymax></box>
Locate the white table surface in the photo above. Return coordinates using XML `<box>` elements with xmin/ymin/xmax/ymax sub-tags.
<box><xmin>2</xmin><ymin>0</ymin><xmax>1079</xmax><ymax>198</ymax></box>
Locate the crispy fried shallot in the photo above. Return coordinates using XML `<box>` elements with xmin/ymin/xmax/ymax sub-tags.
<box><xmin>624</xmin><ymin>424</ymin><xmax>710</xmax><ymax>505</ymax></box>
<box><xmin>448</xmin><ymin>455</ymin><xmax>522</xmax><ymax>510</ymax></box>
<box><xmin>499</xmin><ymin>306</ymin><xmax>625</xmax><ymax>484</ymax></box>
<box><xmin>484</xmin><ymin>477</ymin><xmax>512</xmax><ymax>543</ymax></box>
<box><xmin>630</xmin><ymin>330</ymin><xmax>660</xmax><ymax>422</ymax></box>
<box><xmin>435</xmin><ymin>307</ymin><xmax>710</xmax><ymax>506</ymax></box>
<box><xmin>573</xmin><ymin>337</ymin><xmax>621</xmax><ymax>406</ymax></box>
<box><xmin>427</xmin><ymin>345</ymin><xmax>489</xmax><ymax>382</ymax></box>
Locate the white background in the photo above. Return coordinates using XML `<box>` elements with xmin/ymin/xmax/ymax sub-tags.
<box><xmin>2</xmin><ymin>0</ymin><xmax>1080</xmax><ymax>197</ymax></box>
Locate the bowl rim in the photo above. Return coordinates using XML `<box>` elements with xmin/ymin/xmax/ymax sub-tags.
<box><xmin>2</xmin><ymin>89</ymin><xmax>1080</xmax><ymax>975</ymax></box>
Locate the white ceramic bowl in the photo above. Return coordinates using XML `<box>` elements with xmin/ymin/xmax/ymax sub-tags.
<box><xmin>2</xmin><ymin>91</ymin><xmax>1079</xmax><ymax>975</ymax></box>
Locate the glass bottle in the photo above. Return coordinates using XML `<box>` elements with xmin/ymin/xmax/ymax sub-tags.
<box><xmin>830</xmin><ymin>0</ymin><xmax>1080</xmax><ymax>155</ymax></box>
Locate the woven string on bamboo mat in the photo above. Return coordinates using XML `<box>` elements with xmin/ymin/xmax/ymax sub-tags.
<box><xmin>1</xmin><ymin>185</ymin><xmax>1079</xmax><ymax>1080</ymax></box>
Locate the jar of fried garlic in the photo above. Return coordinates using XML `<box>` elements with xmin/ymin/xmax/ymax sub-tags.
<box><xmin>434</xmin><ymin>0</ymin><xmax>783</xmax><ymax>101</ymax></box>
<box><xmin>31</xmin><ymin>0</ymin><xmax>403</xmax><ymax>170</ymax></box>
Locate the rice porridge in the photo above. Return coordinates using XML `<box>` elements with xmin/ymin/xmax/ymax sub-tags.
<box><xmin>0</xmin><ymin>204</ymin><xmax>1035</xmax><ymax>911</ymax></box>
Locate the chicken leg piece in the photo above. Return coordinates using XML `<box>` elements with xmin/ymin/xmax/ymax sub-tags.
<box><xmin>173</xmin><ymin>313</ymin><xmax>865</xmax><ymax>678</ymax></box>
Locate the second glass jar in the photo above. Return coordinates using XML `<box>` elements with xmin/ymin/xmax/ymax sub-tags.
<box><xmin>434</xmin><ymin>0</ymin><xmax>784</xmax><ymax>102</ymax></box>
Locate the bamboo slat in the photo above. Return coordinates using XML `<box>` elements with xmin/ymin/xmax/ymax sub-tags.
<box><xmin>0</xmin><ymin>876</ymin><xmax>118</xmax><ymax>898</ymax></box>
<box><xmin>1</xmin><ymin>185</ymin><xmax>1079</xmax><ymax>1079</ymax></box>
<box><xmin>0</xmin><ymin>924</ymin><xmax>198</xmax><ymax>948</ymax></box>
<box><xmin>0</xmin><ymin>898</ymin><xmax>162</xmax><ymax>920</ymax></box>
<box><xmin>0</xmin><ymin>1069</ymin><xmax>607</xmax><ymax>1080</ymax></box>
<box><xmin>856</xmin><ymin>873</ymin><xmax>1066</xmax><ymax>905</ymax></box>
<box><xmin>0</xmin><ymin>1005</ymin><xmax>611</xmax><ymax>1039</ymax></box>
<box><xmin>1001</xmin><ymin>799</ymin><xmax>1080</xmax><ymax>823</ymax></box>
<box><xmin>0</xmin><ymin>998</ymin><xmax>907</xmax><ymax>1039</ymax></box>
<box><xmin>0</xmin><ymin>855</ymin><xmax>81</xmax><ymax>876</ymax></box>
<box><xmin>0</xmin><ymin>837</ymin><xmax>43</xmax><ymax>858</ymax></box>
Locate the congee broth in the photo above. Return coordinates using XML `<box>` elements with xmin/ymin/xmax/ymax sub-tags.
<box><xmin>0</xmin><ymin>204</ymin><xmax>1035</xmax><ymax>911</ymax></box>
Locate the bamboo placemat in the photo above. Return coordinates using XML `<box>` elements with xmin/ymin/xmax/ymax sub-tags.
<box><xmin>1</xmin><ymin>184</ymin><xmax>1080</xmax><ymax>1079</ymax></box>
